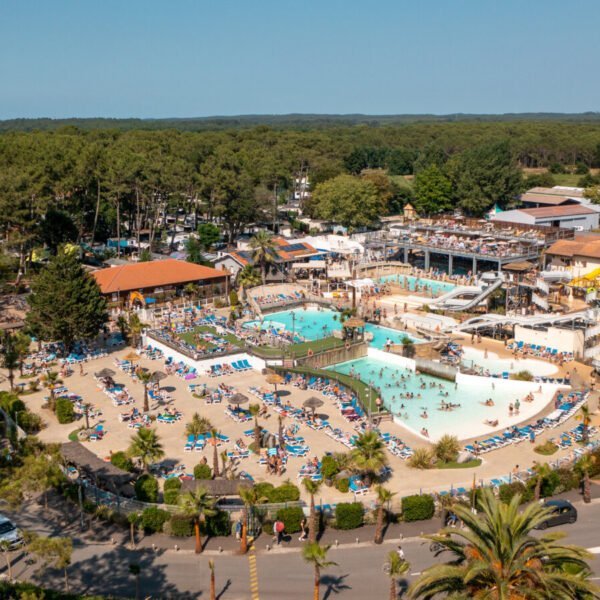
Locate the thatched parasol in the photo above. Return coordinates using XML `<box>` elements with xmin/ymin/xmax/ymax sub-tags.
<box><xmin>344</xmin><ymin>317</ymin><xmax>365</xmax><ymax>329</ymax></box>
<box><xmin>95</xmin><ymin>368</ymin><xmax>115</xmax><ymax>379</ymax></box>
<box><xmin>265</xmin><ymin>372</ymin><xmax>284</xmax><ymax>396</ymax></box>
<box><xmin>124</xmin><ymin>352</ymin><xmax>141</xmax><ymax>362</ymax></box>
<box><xmin>228</xmin><ymin>393</ymin><xmax>249</xmax><ymax>407</ymax></box>
<box><xmin>151</xmin><ymin>371</ymin><xmax>167</xmax><ymax>383</ymax></box>
<box><xmin>303</xmin><ymin>396</ymin><xmax>324</xmax><ymax>419</ymax></box>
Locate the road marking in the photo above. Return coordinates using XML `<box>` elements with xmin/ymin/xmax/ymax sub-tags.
<box><xmin>587</xmin><ymin>547</ymin><xmax>600</xmax><ymax>554</ymax></box>
<box><xmin>248</xmin><ymin>537</ymin><xmax>260</xmax><ymax>600</ymax></box>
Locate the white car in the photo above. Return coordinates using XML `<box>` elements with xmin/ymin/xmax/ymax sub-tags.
<box><xmin>0</xmin><ymin>514</ymin><xmax>23</xmax><ymax>549</ymax></box>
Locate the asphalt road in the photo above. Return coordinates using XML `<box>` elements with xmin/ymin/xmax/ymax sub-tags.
<box><xmin>5</xmin><ymin>499</ymin><xmax>600</xmax><ymax>599</ymax></box>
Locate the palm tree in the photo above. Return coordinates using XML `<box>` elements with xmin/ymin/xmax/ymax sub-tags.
<box><xmin>128</xmin><ymin>428</ymin><xmax>165</xmax><ymax>472</ymax></box>
<box><xmin>576</xmin><ymin>454</ymin><xmax>597</xmax><ymax>504</ymax></box>
<box><xmin>136</xmin><ymin>368</ymin><xmax>153</xmax><ymax>413</ymax></box>
<box><xmin>532</xmin><ymin>461</ymin><xmax>552</xmax><ymax>501</ymax></box>
<box><xmin>127</xmin><ymin>512</ymin><xmax>141</xmax><ymax>548</ymax></box>
<box><xmin>128</xmin><ymin>313</ymin><xmax>145</xmax><ymax>348</ymax></box>
<box><xmin>210</xmin><ymin>428</ymin><xmax>220</xmax><ymax>478</ymax></box>
<box><xmin>178</xmin><ymin>487</ymin><xmax>217</xmax><ymax>554</ymax></box>
<box><xmin>129</xmin><ymin>563</ymin><xmax>141</xmax><ymax>600</ymax></box>
<box><xmin>0</xmin><ymin>540</ymin><xmax>13</xmax><ymax>580</ymax></box>
<box><xmin>249</xmin><ymin>231</ymin><xmax>276</xmax><ymax>285</ymax></box>
<box><xmin>410</xmin><ymin>488</ymin><xmax>598</xmax><ymax>599</ymax></box>
<box><xmin>220</xmin><ymin>450</ymin><xmax>229</xmax><ymax>479</ymax></box>
<box><xmin>41</xmin><ymin>371</ymin><xmax>62</xmax><ymax>410</ymax></box>
<box><xmin>400</xmin><ymin>335</ymin><xmax>415</xmax><ymax>358</ymax></box>
<box><xmin>302</xmin><ymin>542</ymin><xmax>337</xmax><ymax>600</ymax></box>
<box><xmin>209</xmin><ymin>559</ymin><xmax>216</xmax><ymax>600</ymax></box>
<box><xmin>374</xmin><ymin>486</ymin><xmax>395</xmax><ymax>544</ymax></box>
<box><xmin>576</xmin><ymin>404</ymin><xmax>592</xmax><ymax>444</ymax></box>
<box><xmin>238</xmin><ymin>486</ymin><xmax>266</xmax><ymax>554</ymax></box>
<box><xmin>248</xmin><ymin>403</ymin><xmax>262</xmax><ymax>452</ymax></box>
<box><xmin>350</xmin><ymin>430</ymin><xmax>388</xmax><ymax>486</ymax></box>
<box><xmin>237</xmin><ymin>265</ymin><xmax>261</xmax><ymax>289</ymax></box>
<box><xmin>386</xmin><ymin>550</ymin><xmax>410</xmax><ymax>600</ymax></box>
<box><xmin>1</xmin><ymin>334</ymin><xmax>19</xmax><ymax>391</ymax></box>
<box><xmin>303</xmin><ymin>478</ymin><xmax>322</xmax><ymax>543</ymax></box>
<box><xmin>185</xmin><ymin>413</ymin><xmax>213</xmax><ymax>439</ymax></box>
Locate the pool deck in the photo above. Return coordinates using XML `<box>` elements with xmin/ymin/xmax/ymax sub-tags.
<box><xmin>4</xmin><ymin>342</ymin><xmax>598</xmax><ymax>504</ymax></box>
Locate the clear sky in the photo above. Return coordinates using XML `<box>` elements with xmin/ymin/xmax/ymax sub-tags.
<box><xmin>1</xmin><ymin>0</ymin><xmax>599</xmax><ymax>119</ymax></box>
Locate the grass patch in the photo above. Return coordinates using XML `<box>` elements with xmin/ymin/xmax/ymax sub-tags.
<box><xmin>68</xmin><ymin>429</ymin><xmax>80</xmax><ymax>442</ymax></box>
<box><xmin>534</xmin><ymin>440</ymin><xmax>559</xmax><ymax>456</ymax></box>
<box><xmin>178</xmin><ymin>325</ymin><xmax>241</xmax><ymax>350</ymax></box>
<box><xmin>550</xmin><ymin>173</ymin><xmax>584</xmax><ymax>187</ymax></box>
<box><xmin>252</xmin><ymin>336</ymin><xmax>346</xmax><ymax>359</ymax></box>
<box><xmin>435</xmin><ymin>459</ymin><xmax>482</xmax><ymax>469</ymax></box>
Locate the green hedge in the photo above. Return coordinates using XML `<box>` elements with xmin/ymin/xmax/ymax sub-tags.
<box><xmin>498</xmin><ymin>481</ymin><xmax>529</xmax><ymax>504</ymax></box>
<box><xmin>55</xmin><ymin>397</ymin><xmax>75</xmax><ymax>424</ymax></box>
<box><xmin>169</xmin><ymin>514</ymin><xmax>194</xmax><ymax>537</ymax></box>
<box><xmin>334</xmin><ymin>502</ymin><xmax>364</xmax><ymax>530</ymax></box>
<box><xmin>402</xmin><ymin>495</ymin><xmax>435</xmax><ymax>522</ymax></box>
<box><xmin>135</xmin><ymin>474</ymin><xmax>159</xmax><ymax>503</ymax></box>
<box><xmin>205</xmin><ymin>510</ymin><xmax>232</xmax><ymax>537</ymax></box>
<box><xmin>140</xmin><ymin>506</ymin><xmax>170</xmax><ymax>533</ymax></box>
<box><xmin>253</xmin><ymin>481</ymin><xmax>300</xmax><ymax>503</ymax></box>
<box><xmin>110</xmin><ymin>451</ymin><xmax>134</xmax><ymax>472</ymax></box>
<box><xmin>321</xmin><ymin>455</ymin><xmax>340</xmax><ymax>481</ymax></box>
<box><xmin>276</xmin><ymin>506</ymin><xmax>305</xmax><ymax>534</ymax></box>
<box><xmin>335</xmin><ymin>478</ymin><xmax>350</xmax><ymax>493</ymax></box>
<box><xmin>163</xmin><ymin>477</ymin><xmax>182</xmax><ymax>505</ymax></box>
<box><xmin>0</xmin><ymin>581</ymin><xmax>103</xmax><ymax>599</ymax></box>
<box><xmin>194</xmin><ymin>463</ymin><xmax>212</xmax><ymax>479</ymax></box>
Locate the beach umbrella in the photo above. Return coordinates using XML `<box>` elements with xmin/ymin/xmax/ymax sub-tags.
<box><xmin>124</xmin><ymin>352</ymin><xmax>141</xmax><ymax>362</ymax></box>
<box><xmin>265</xmin><ymin>372</ymin><xmax>284</xmax><ymax>396</ymax></box>
<box><xmin>151</xmin><ymin>370</ymin><xmax>167</xmax><ymax>383</ymax></box>
<box><xmin>95</xmin><ymin>368</ymin><xmax>115</xmax><ymax>379</ymax></box>
<box><xmin>228</xmin><ymin>393</ymin><xmax>249</xmax><ymax>407</ymax></box>
<box><xmin>303</xmin><ymin>396</ymin><xmax>324</xmax><ymax>419</ymax></box>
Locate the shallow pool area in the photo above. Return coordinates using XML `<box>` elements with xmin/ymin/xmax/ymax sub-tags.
<box><xmin>461</xmin><ymin>346</ymin><xmax>559</xmax><ymax>377</ymax></box>
<box><xmin>330</xmin><ymin>352</ymin><xmax>557</xmax><ymax>441</ymax></box>
<box><xmin>378</xmin><ymin>274</ymin><xmax>456</xmax><ymax>297</ymax></box>
<box><xmin>244</xmin><ymin>308</ymin><xmax>422</xmax><ymax>350</ymax></box>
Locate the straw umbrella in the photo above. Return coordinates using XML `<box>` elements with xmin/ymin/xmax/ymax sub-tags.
<box><xmin>303</xmin><ymin>397</ymin><xmax>324</xmax><ymax>421</ymax></box>
<box><xmin>124</xmin><ymin>352</ymin><xmax>141</xmax><ymax>362</ymax></box>
<box><xmin>228</xmin><ymin>393</ymin><xmax>249</xmax><ymax>413</ymax></box>
<box><xmin>151</xmin><ymin>371</ymin><xmax>167</xmax><ymax>385</ymax></box>
<box><xmin>265</xmin><ymin>373</ymin><xmax>284</xmax><ymax>397</ymax></box>
<box><xmin>95</xmin><ymin>368</ymin><xmax>115</xmax><ymax>379</ymax></box>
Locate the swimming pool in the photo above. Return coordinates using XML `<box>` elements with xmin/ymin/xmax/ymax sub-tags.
<box><xmin>460</xmin><ymin>346</ymin><xmax>558</xmax><ymax>377</ymax></box>
<box><xmin>378</xmin><ymin>274</ymin><xmax>456</xmax><ymax>297</ymax></box>
<box><xmin>330</xmin><ymin>353</ymin><xmax>552</xmax><ymax>441</ymax></box>
<box><xmin>244</xmin><ymin>308</ymin><xmax>422</xmax><ymax>350</ymax></box>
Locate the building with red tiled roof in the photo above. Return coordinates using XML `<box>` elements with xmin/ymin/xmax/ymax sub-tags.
<box><xmin>92</xmin><ymin>259</ymin><xmax>230</xmax><ymax>305</ymax></box>
<box><xmin>546</xmin><ymin>233</ymin><xmax>600</xmax><ymax>278</ymax></box>
<box><xmin>492</xmin><ymin>204</ymin><xmax>599</xmax><ymax>231</ymax></box>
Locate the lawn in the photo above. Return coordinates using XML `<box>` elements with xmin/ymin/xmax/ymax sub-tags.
<box><xmin>252</xmin><ymin>336</ymin><xmax>346</xmax><ymax>359</ymax></box>
<box><xmin>549</xmin><ymin>173</ymin><xmax>585</xmax><ymax>187</ymax></box>
<box><xmin>177</xmin><ymin>325</ymin><xmax>241</xmax><ymax>350</ymax></box>
<box><xmin>435</xmin><ymin>459</ymin><xmax>482</xmax><ymax>469</ymax></box>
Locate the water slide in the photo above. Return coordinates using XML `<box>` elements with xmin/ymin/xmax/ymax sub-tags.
<box><xmin>430</xmin><ymin>274</ymin><xmax>504</xmax><ymax>311</ymax></box>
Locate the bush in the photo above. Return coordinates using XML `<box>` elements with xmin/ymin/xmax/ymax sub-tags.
<box><xmin>168</xmin><ymin>514</ymin><xmax>194</xmax><ymax>537</ymax></box>
<box><xmin>334</xmin><ymin>502</ymin><xmax>364</xmax><ymax>530</ymax></box>
<box><xmin>321</xmin><ymin>455</ymin><xmax>340</xmax><ymax>481</ymax></box>
<box><xmin>534</xmin><ymin>441</ymin><xmax>558</xmax><ymax>456</ymax></box>
<box><xmin>135</xmin><ymin>474</ymin><xmax>159</xmax><ymax>503</ymax></box>
<box><xmin>229</xmin><ymin>289</ymin><xmax>239</xmax><ymax>306</ymax></box>
<box><xmin>402</xmin><ymin>495</ymin><xmax>435</xmax><ymax>522</ymax></box>
<box><xmin>408</xmin><ymin>448</ymin><xmax>433</xmax><ymax>470</ymax></box>
<box><xmin>434</xmin><ymin>435</ymin><xmax>460</xmax><ymax>463</ymax></box>
<box><xmin>55</xmin><ymin>397</ymin><xmax>75</xmax><ymax>424</ymax></box>
<box><xmin>205</xmin><ymin>510</ymin><xmax>232</xmax><ymax>537</ymax></box>
<box><xmin>510</xmin><ymin>370</ymin><xmax>533</xmax><ymax>382</ymax></box>
<box><xmin>254</xmin><ymin>482</ymin><xmax>275</xmax><ymax>501</ymax></box>
<box><xmin>140</xmin><ymin>506</ymin><xmax>170</xmax><ymax>533</ymax></box>
<box><xmin>164</xmin><ymin>478</ymin><xmax>182</xmax><ymax>491</ymax></box>
<box><xmin>498</xmin><ymin>481</ymin><xmax>528</xmax><ymax>504</ymax></box>
<box><xmin>269</xmin><ymin>483</ymin><xmax>300</xmax><ymax>503</ymax></box>
<box><xmin>554</xmin><ymin>467</ymin><xmax>579</xmax><ymax>495</ymax></box>
<box><xmin>194</xmin><ymin>463</ymin><xmax>212</xmax><ymax>480</ymax></box>
<box><xmin>110</xmin><ymin>451</ymin><xmax>134</xmax><ymax>472</ymax></box>
<box><xmin>335</xmin><ymin>478</ymin><xmax>350</xmax><ymax>493</ymax></box>
<box><xmin>276</xmin><ymin>506</ymin><xmax>305</xmax><ymax>534</ymax></box>
<box><xmin>17</xmin><ymin>411</ymin><xmax>43</xmax><ymax>434</ymax></box>
<box><xmin>164</xmin><ymin>489</ymin><xmax>180</xmax><ymax>505</ymax></box>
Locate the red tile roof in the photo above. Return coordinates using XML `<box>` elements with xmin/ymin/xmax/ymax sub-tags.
<box><xmin>92</xmin><ymin>259</ymin><xmax>227</xmax><ymax>294</ymax></box>
<box><xmin>516</xmin><ymin>205</ymin><xmax>597</xmax><ymax>218</ymax></box>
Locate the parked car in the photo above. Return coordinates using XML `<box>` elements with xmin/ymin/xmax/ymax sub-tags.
<box><xmin>0</xmin><ymin>514</ymin><xmax>23</xmax><ymax>549</ymax></box>
<box><xmin>535</xmin><ymin>499</ymin><xmax>577</xmax><ymax>529</ymax></box>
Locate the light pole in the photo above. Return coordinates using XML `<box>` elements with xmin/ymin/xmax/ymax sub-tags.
<box><xmin>291</xmin><ymin>311</ymin><xmax>296</xmax><ymax>363</ymax></box>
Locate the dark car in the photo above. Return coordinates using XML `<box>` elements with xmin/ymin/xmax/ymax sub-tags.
<box><xmin>535</xmin><ymin>499</ymin><xmax>577</xmax><ymax>529</ymax></box>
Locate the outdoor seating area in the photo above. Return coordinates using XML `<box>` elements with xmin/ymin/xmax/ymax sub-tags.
<box><xmin>507</xmin><ymin>341</ymin><xmax>574</xmax><ymax>362</ymax></box>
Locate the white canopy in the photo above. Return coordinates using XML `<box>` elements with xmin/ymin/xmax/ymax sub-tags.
<box><xmin>291</xmin><ymin>261</ymin><xmax>326</xmax><ymax>270</ymax></box>
<box><xmin>346</xmin><ymin>278</ymin><xmax>375</xmax><ymax>289</ymax></box>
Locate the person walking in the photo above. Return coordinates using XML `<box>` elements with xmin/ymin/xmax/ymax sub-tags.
<box><xmin>273</xmin><ymin>519</ymin><xmax>285</xmax><ymax>545</ymax></box>
<box><xmin>299</xmin><ymin>516</ymin><xmax>308</xmax><ymax>542</ymax></box>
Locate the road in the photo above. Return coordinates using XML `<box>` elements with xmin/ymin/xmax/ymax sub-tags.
<box><xmin>4</xmin><ymin>498</ymin><xmax>600</xmax><ymax>599</ymax></box>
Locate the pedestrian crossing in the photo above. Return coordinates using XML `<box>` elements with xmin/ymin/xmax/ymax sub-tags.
<box><xmin>248</xmin><ymin>536</ymin><xmax>260</xmax><ymax>600</ymax></box>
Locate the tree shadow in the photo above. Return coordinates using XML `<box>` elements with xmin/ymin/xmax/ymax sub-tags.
<box><xmin>321</xmin><ymin>573</ymin><xmax>351</xmax><ymax>599</ymax></box>
<box><xmin>216</xmin><ymin>578</ymin><xmax>232</xmax><ymax>600</ymax></box>
<box><xmin>397</xmin><ymin>577</ymin><xmax>410</xmax><ymax>598</ymax></box>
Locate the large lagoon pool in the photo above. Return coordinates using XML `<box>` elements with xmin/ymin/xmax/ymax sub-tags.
<box><xmin>330</xmin><ymin>354</ymin><xmax>552</xmax><ymax>441</ymax></box>
<box><xmin>244</xmin><ymin>308</ymin><xmax>422</xmax><ymax>350</ymax></box>
<box><xmin>461</xmin><ymin>346</ymin><xmax>559</xmax><ymax>377</ymax></box>
<box><xmin>378</xmin><ymin>274</ymin><xmax>456</xmax><ymax>297</ymax></box>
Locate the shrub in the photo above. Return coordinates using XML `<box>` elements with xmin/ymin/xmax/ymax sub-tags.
<box><xmin>17</xmin><ymin>411</ymin><xmax>43</xmax><ymax>434</ymax></box>
<box><xmin>334</xmin><ymin>502</ymin><xmax>364</xmax><ymax>530</ymax></box>
<box><xmin>140</xmin><ymin>506</ymin><xmax>170</xmax><ymax>533</ymax></box>
<box><xmin>254</xmin><ymin>482</ymin><xmax>275</xmax><ymax>501</ymax></box>
<box><xmin>164</xmin><ymin>478</ymin><xmax>182</xmax><ymax>491</ymax></box>
<box><xmin>135</xmin><ymin>474</ymin><xmax>159</xmax><ymax>503</ymax></box>
<box><xmin>194</xmin><ymin>463</ymin><xmax>212</xmax><ymax>480</ymax></box>
<box><xmin>402</xmin><ymin>495</ymin><xmax>435</xmax><ymax>522</ymax></box>
<box><xmin>408</xmin><ymin>448</ymin><xmax>433</xmax><ymax>470</ymax></box>
<box><xmin>321</xmin><ymin>455</ymin><xmax>340</xmax><ymax>481</ymax></box>
<box><xmin>434</xmin><ymin>435</ymin><xmax>460</xmax><ymax>463</ymax></box>
<box><xmin>55</xmin><ymin>398</ymin><xmax>75</xmax><ymax>424</ymax></box>
<box><xmin>269</xmin><ymin>483</ymin><xmax>300</xmax><ymax>503</ymax></box>
<box><xmin>554</xmin><ymin>467</ymin><xmax>579</xmax><ymax>494</ymax></box>
<box><xmin>510</xmin><ymin>370</ymin><xmax>533</xmax><ymax>382</ymax></box>
<box><xmin>534</xmin><ymin>441</ymin><xmax>558</xmax><ymax>456</ymax></box>
<box><xmin>164</xmin><ymin>489</ymin><xmax>180</xmax><ymax>505</ymax></box>
<box><xmin>169</xmin><ymin>514</ymin><xmax>194</xmax><ymax>537</ymax></box>
<box><xmin>229</xmin><ymin>289</ymin><xmax>239</xmax><ymax>306</ymax></box>
<box><xmin>110</xmin><ymin>451</ymin><xmax>134</xmax><ymax>472</ymax></box>
<box><xmin>276</xmin><ymin>506</ymin><xmax>305</xmax><ymax>534</ymax></box>
<box><xmin>205</xmin><ymin>510</ymin><xmax>232</xmax><ymax>537</ymax></box>
<box><xmin>498</xmin><ymin>481</ymin><xmax>527</xmax><ymax>504</ymax></box>
<box><xmin>335</xmin><ymin>478</ymin><xmax>350</xmax><ymax>493</ymax></box>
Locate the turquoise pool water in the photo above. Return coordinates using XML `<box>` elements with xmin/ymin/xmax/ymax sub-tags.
<box><xmin>378</xmin><ymin>274</ymin><xmax>456</xmax><ymax>297</ymax></box>
<box><xmin>330</xmin><ymin>355</ymin><xmax>526</xmax><ymax>440</ymax></box>
<box><xmin>244</xmin><ymin>308</ymin><xmax>422</xmax><ymax>349</ymax></box>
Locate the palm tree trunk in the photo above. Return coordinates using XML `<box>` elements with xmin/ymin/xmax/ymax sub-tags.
<box><xmin>240</xmin><ymin>507</ymin><xmax>248</xmax><ymax>554</ymax></box>
<box><xmin>254</xmin><ymin>417</ymin><xmax>261</xmax><ymax>451</ymax></box>
<box><xmin>210</xmin><ymin>565</ymin><xmax>216</xmax><ymax>600</ymax></box>
<box><xmin>390</xmin><ymin>578</ymin><xmax>397</xmax><ymax>600</ymax></box>
<box><xmin>534</xmin><ymin>478</ymin><xmax>542</xmax><ymax>501</ymax></box>
<box><xmin>314</xmin><ymin>565</ymin><xmax>320</xmax><ymax>600</ymax></box>
<box><xmin>130</xmin><ymin>522</ymin><xmax>136</xmax><ymax>548</ymax></box>
<box><xmin>7</xmin><ymin>371</ymin><xmax>14</xmax><ymax>391</ymax></box>
<box><xmin>374</xmin><ymin>504</ymin><xmax>384</xmax><ymax>544</ymax></box>
<box><xmin>309</xmin><ymin>494</ymin><xmax>317</xmax><ymax>543</ymax></box>
<box><xmin>194</xmin><ymin>520</ymin><xmax>202</xmax><ymax>554</ymax></box>
<box><xmin>4</xmin><ymin>552</ymin><xmax>12</xmax><ymax>580</ymax></box>
<box><xmin>143</xmin><ymin>385</ymin><xmax>149</xmax><ymax>413</ymax></box>
<box><xmin>64</xmin><ymin>567</ymin><xmax>69</xmax><ymax>593</ymax></box>
<box><xmin>213</xmin><ymin>442</ymin><xmax>219</xmax><ymax>478</ymax></box>
<box><xmin>583</xmin><ymin>472</ymin><xmax>591</xmax><ymax>503</ymax></box>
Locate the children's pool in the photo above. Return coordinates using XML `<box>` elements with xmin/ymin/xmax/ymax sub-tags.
<box><xmin>243</xmin><ymin>308</ymin><xmax>422</xmax><ymax>350</ymax></box>
<box><xmin>330</xmin><ymin>354</ymin><xmax>552</xmax><ymax>441</ymax></box>
<box><xmin>378</xmin><ymin>274</ymin><xmax>456</xmax><ymax>297</ymax></box>
<box><xmin>461</xmin><ymin>346</ymin><xmax>559</xmax><ymax>377</ymax></box>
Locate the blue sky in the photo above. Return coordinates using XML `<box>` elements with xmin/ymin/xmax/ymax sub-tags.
<box><xmin>1</xmin><ymin>0</ymin><xmax>599</xmax><ymax>118</ymax></box>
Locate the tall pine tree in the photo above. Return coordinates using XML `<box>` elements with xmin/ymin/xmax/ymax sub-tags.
<box><xmin>27</xmin><ymin>250</ymin><xmax>107</xmax><ymax>351</ymax></box>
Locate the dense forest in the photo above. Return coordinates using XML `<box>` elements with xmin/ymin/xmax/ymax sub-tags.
<box><xmin>1</xmin><ymin>118</ymin><xmax>600</xmax><ymax>284</ymax></box>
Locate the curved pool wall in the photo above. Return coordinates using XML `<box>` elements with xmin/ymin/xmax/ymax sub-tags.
<box><xmin>460</xmin><ymin>346</ymin><xmax>559</xmax><ymax>377</ymax></box>
<box><xmin>378</xmin><ymin>274</ymin><xmax>457</xmax><ymax>297</ymax></box>
<box><xmin>330</xmin><ymin>348</ymin><xmax>564</xmax><ymax>442</ymax></box>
